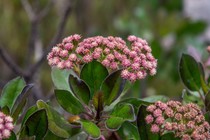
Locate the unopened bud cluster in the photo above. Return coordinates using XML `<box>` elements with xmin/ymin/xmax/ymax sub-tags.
<box><xmin>145</xmin><ymin>101</ymin><xmax>210</xmax><ymax>140</ymax></box>
<box><xmin>47</xmin><ymin>34</ymin><xmax>157</xmax><ymax>82</ymax></box>
<box><xmin>0</xmin><ymin>112</ymin><xmax>14</xmax><ymax>139</ymax></box>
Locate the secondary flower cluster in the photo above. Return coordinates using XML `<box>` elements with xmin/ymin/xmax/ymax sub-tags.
<box><xmin>47</xmin><ymin>34</ymin><xmax>157</xmax><ymax>82</ymax></box>
<box><xmin>145</xmin><ymin>101</ymin><xmax>210</xmax><ymax>140</ymax></box>
<box><xmin>0</xmin><ymin>112</ymin><xmax>14</xmax><ymax>139</ymax></box>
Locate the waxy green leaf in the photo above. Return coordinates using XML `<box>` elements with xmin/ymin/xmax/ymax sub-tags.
<box><xmin>0</xmin><ymin>77</ymin><xmax>25</xmax><ymax>109</ymax></box>
<box><xmin>55</xmin><ymin>89</ymin><xmax>84</xmax><ymax>115</ymax></box>
<box><xmin>24</xmin><ymin>109</ymin><xmax>48</xmax><ymax>140</ymax></box>
<box><xmin>37</xmin><ymin>100</ymin><xmax>80</xmax><ymax>138</ymax></box>
<box><xmin>51</xmin><ymin>67</ymin><xmax>72</xmax><ymax>91</ymax></box>
<box><xmin>179</xmin><ymin>54</ymin><xmax>203</xmax><ymax>91</ymax></box>
<box><xmin>105</xmin><ymin>103</ymin><xmax>135</xmax><ymax>130</ymax></box>
<box><xmin>69</xmin><ymin>75</ymin><xmax>90</xmax><ymax>105</ymax></box>
<box><xmin>80</xmin><ymin>61</ymin><xmax>109</xmax><ymax>98</ymax></box>
<box><xmin>11</xmin><ymin>84</ymin><xmax>33</xmax><ymax>122</ymax></box>
<box><xmin>101</xmin><ymin>70</ymin><xmax>126</xmax><ymax>105</ymax></box>
<box><xmin>118</xmin><ymin>122</ymin><xmax>140</xmax><ymax>140</ymax></box>
<box><xmin>160</xmin><ymin>132</ymin><xmax>179</xmax><ymax>140</ymax></box>
<box><xmin>80</xmin><ymin>120</ymin><xmax>101</xmax><ymax>139</ymax></box>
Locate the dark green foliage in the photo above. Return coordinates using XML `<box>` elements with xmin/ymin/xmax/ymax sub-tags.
<box><xmin>55</xmin><ymin>89</ymin><xmax>84</xmax><ymax>115</ymax></box>
<box><xmin>80</xmin><ymin>61</ymin><xmax>109</xmax><ymax>98</ymax></box>
<box><xmin>69</xmin><ymin>74</ymin><xmax>91</xmax><ymax>105</ymax></box>
<box><xmin>179</xmin><ymin>54</ymin><xmax>202</xmax><ymax>91</ymax></box>
<box><xmin>101</xmin><ymin>70</ymin><xmax>126</xmax><ymax>105</ymax></box>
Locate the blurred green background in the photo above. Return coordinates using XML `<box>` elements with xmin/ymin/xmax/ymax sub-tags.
<box><xmin>0</xmin><ymin>0</ymin><xmax>209</xmax><ymax>100</ymax></box>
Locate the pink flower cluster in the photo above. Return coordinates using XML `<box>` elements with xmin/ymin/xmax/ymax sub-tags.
<box><xmin>0</xmin><ymin>112</ymin><xmax>14</xmax><ymax>139</ymax></box>
<box><xmin>145</xmin><ymin>101</ymin><xmax>210</xmax><ymax>140</ymax></box>
<box><xmin>47</xmin><ymin>34</ymin><xmax>157</xmax><ymax>82</ymax></box>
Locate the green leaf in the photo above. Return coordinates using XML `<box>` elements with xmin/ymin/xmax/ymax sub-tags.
<box><xmin>51</xmin><ymin>67</ymin><xmax>72</xmax><ymax>91</ymax></box>
<box><xmin>69</xmin><ymin>75</ymin><xmax>90</xmax><ymax>105</ymax></box>
<box><xmin>24</xmin><ymin>109</ymin><xmax>48</xmax><ymax>140</ymax></box>
<box><xmin>205</xmin><ymin>111</ymin><xmax>210</xmax><ymax>123</ymax></box>
<box><xmin>160</xmin><ymin>132</ymin><xmax>179</xmax><ymax>140</ymax></box>
<box><xmin>1</xmin><ymin>106</ymin><xmax>10</xmax><ymax>115</ymax></box>
<box><xmin>21</xmin><ymin>106</ymin><xmax>38</xmax><ymax>127</ymax></box>
<box><xmin>70</xmin><ymin>132</ymin><xmax>88</xmax><ymax>140</ymax></box>
<box><xmin>103</xmin><ymin>81</ymin><xmax>132</xmax><ymax>112</ymax></box>
<box><xmin>80</xmin><ymin>120</ymin><xmax>101</xmax><ymax>139</ymax></box>
<box><xmin>182</xmin><ymin>90</ymin><xmax>203</xmax><ymax>107</ymax></box>
<box><xmin>44</xmin><ymin>130</ymin><xmax>66</xmax><ymax>140</ymax></box>
<box><xmin>80</xmin><ymin>61</ymin><xmax>109</xmax><ymax>97</ymax></box>
<box><xmin>118</xmin><ymin>122</ymin><xmax>140</xmax><ymax>140</ymax></box>
<box><xmin>137</xmin><ymin>105</ymin><xmax>159</xmax><ymax>140</ymax></box>
<box><xmin>119</xmin><ymin>98</ymin><xmax>151</xmax><ymax>114</ymax></box>
<box><xmin>37</xmin><ymin>100</ymin><xmax>79</xmax><ymax>138</ymax></box>
<box><xmin>101</xmin><ymin>70</ymin><xmax>126</xmax><ymax>105</ymax></box>
<box><xmin>11</xmin><ymin>84</ymin><xmax>33</xmax><ymax>122</ymax></box>
<box><xmin>105</xmin><ymin>103</ymin><xmax>135</xmax><ymax>130</ymax></box>
<box><xmin>143</xmin><ymin>95</ymin><xmax>169</xmax><ymax>103</ymax></box>
<box><xmin>179</xmin><ymin>54</ymin><xmax>202</xmax><ymax>91</ymax></box>
<box><xmin>55</xmin><ymin>89</ymin><xmax>84</xmax><ymax>115</ymax></box>
<box><xmin>12</xmin><ymin>99</ymin><xmax>27</xmax><ymax>123</ymax></box>
<box><xmin>105</xmin><ymin>117</ymin><xmax>124</xmax><ymax>130</ymax></box>
<box><xmin>205</xmin><ymin>92</ymin><xmax>210</xmax><ymax>112</ymax></box>
<box><xmin>0</xmin><ymin>77</ymin><xmax>25</xmax><ymax>109</ymax></box>
<box><xmin>11</xmin><ymin>84</ymin><xmax>33</xmax><ymax>113</ymax></box>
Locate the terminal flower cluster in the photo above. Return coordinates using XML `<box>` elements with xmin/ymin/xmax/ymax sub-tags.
<box><xmin>47</xmin><ymin>34</ymin><xmax>157</xmax><ymax>82</ymax></box>
<box><xmin>0</xmin><ymin>112</ymin><xmax>14</xmax><ymax>139</ymax></box>
<box><xmin>145</xmin><ymin>101</ymin><xmax>210</xmax><ymax>140</ymax></box>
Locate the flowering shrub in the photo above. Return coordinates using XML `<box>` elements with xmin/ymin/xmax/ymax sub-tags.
<box><xmin>0</xmin><ymin>34</ymin><xmax>210</xmax><ymax>140</ymax></box>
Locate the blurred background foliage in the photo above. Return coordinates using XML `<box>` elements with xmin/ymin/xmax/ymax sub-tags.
<box><xmin>0</xmin><ymin>0</ymin><xmax>209</xmax><ymax>101</ymax></box>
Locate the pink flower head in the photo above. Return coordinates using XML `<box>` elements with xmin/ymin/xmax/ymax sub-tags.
<box><xmin>182</xmin><ymin>134</ymin><xmax>191</xmax><ymax>140</ymax></box>
<box><xmin>69</xmin><ymin>54</ymin><xmax>77</xmax><ymax>61</ymax></box>
<box><xmin>150</xmin><ymin>68</ymin><xmax>157</xmax><ymax>76</ymax></box>
<box><xmin>102</xmin><ymin>59</ymin><xmax>110</xmax><ymax>67</ymax></box>
<box><xmin>57</xmin><ymin>61</ymin><xmax>65</xmax><ymax>69</ymax></box>
<box><xmin>72</xmin><ymin>34</ymin><xmax>81</xmax><ymax>41</ymax></box>
<box><xmin>59</xmin><ymin>50</ymin><xmax>69</xmax><ymax>58</ymax></box>
<box><xmin>83</xmin><ymin>55</ymin><xmax>93</xmax><ymax>63</ymax></box>
<box><xmin>145</xmin><ymin>115</ymin><xmax>154</xmax><ymax>124</ymax></box>
<box><xmin>0</xmin><ymin>112</ymin><xmax>14</xmax><ymax>139</ymax></box>
<box><xmin>127</xmin><ymin>35</ymin><xmax>137</xmax><ymax>42</ymax></box>
<box><xmin>151</xmin><ymin>124</ymin><xmax>160</xmax><ymax>133</ymax></box>
<box><xmin>155</xmin><ymin>116</ymin><xmax>164</xmax><ymax>125</ymax></box>
<box><xmin>146</xmin><ymin>105</ymin><xmax>156</xmax><ymax>112</ymax></box>
<box><xmin>121</xmin><ymin>69</ymin><xmax>130</xmax><ymax>79</ymax></box>
<box><xmin>110</xmin><ymin>62</ymin><xmax>118</xmax><ymax>70</ymax></box>
<box><xmin>129</xmin><ymin>73</ymin><xmax>137</xmax><ymax>82</ymax></box>
<box><xmin>47</xmin><ymin>34</ymin><xmax>157</xmax><ymax>82</ymax></box>
<box><xmin>165</xmin><ymin>122</ymin><xmax>173</xmax><ymax>131</ymax></box>
<box><xmin>64</xmin><ymin>43</ymin><xmax>74</xmax><ymax>50</ymax></box>
<box><xmin>106</xmin><ymin>54</ymin><xmax>115</xmax><ymax>61</ymax></box>
<box><xmin>104</xmin><ymin>48</ymin><xmax>110</xmax><ymax>55</ymax></box>
<box><xmin>145</xmin><ymin>100</ymin><xmax>210</xmax><ymax>139</ymax></box>
<box><xmin>129</xmin><ymin>51</ymin><xmax>137</xmax><ymax>58</ymax></box>
<box><xmin>122</xmin><ymin>59</ymin><xmax>131</xmax><ymax>67</ymax></box>
<box><xmin>153</xmin><ymin>109</ymin><xmax>162</xmax><ymax>118</ymax></box>
<box><xmin>131</xmin><ymin>63</ymin><xmax>140</xmax><ymax>71</ymax></box>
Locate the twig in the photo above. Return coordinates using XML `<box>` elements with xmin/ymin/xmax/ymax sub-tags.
<box><xmin>0</xmin><ymin>45</ymin><xmax>25</xmax><ymax>76</ymax></box>
<box><xmin>21</xmin><ymin>0</ymin><xmax>36</xmax><ymax>21</ymax></box>
<box><xmin>29</xmin><ymin>1</ymin><xmax>72</xmax><ymax>77</ymax></box>
<box><xmin>37</xmin><ymin>0</ymin><xmax>54</xmax><ymax>20</ymax></box>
